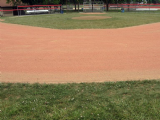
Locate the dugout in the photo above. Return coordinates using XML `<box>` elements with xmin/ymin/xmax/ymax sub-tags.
<box><xmin>0</xmin><ymin>6</ymin><xmax>14</xmax><ymax>16</ymax></box>
<box><xmin>0</xmin><ymin>6</ymin><xmax>25</xmax><ymax>16</ymax></box>
<box><xmin>0</xmin><ymin>5</ymin><xmax>62</xmax><ymax>17</ymax></box>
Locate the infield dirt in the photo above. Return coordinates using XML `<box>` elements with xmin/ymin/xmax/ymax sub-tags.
<box><xmin>72</xmin><ymin>16</ymin><xmax>111</xmax><ymax>20</ymax></box>
<box><xmin>1</xmin><ymin>22</ymin><xmax>160</xmax><ymax>83</ymax></box>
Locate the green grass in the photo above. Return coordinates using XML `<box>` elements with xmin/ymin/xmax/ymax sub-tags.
<box><xmin>2</xmin><ymin>11</ymin><xmax>160</xmax><ymax>29</ymax></box>
<box><xmin>1</xmin><ymin>80</ymin><xmax>160</xmax><ymax>119</ymax></box>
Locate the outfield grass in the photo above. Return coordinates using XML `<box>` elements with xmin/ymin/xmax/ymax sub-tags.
<box><xmin>1</xmin><ymin>11</ymin><xmax>160</xmax><ymax>29</ymax></box>
<box><xmin>0</xmin><ymin>80</ymin><xmax>160</xmax><ymax>119</ymax></box>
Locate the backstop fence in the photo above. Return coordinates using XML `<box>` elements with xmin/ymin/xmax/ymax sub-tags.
<box><xmin>83</xmin><ymin>1</ymin><xmax>104</xmax><ymax>12</ymax></box>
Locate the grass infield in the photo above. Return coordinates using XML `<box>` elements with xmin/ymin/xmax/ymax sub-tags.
<box><xmin>0</xmin><ymin>80</ymin><xmax>160</xmax><ymax>119</ymax></box>
<box><xmin>1</xmin><ymin>11</ymin><xmax>160</xmax><ymax>29</ymax></box>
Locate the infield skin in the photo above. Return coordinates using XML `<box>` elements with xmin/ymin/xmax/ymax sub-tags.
<box><xmin>1</xmin><ymin>22</ymin><xmax>160</xmax><ymax>83</ymax></box>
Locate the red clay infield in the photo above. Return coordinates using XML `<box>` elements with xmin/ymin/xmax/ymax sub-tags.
<box><xmin>1</xmin><ymin>22</ymin><xmax>160</xmax><ymax>83</ymax></box>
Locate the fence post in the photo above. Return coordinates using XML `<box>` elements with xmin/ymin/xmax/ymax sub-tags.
<box><xmin>17</xmin><ymin>6</ymin><xmax>19</xmax><ymax>16</ymax></box>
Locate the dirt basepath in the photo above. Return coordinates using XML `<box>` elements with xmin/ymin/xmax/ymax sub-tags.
<box><xmin>1</xmin><ymin>22</ymin><xmax>160</xmax><ymax>83</ymax></box>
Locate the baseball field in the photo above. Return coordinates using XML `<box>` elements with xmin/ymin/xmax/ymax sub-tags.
<box><xmin>0</xmin><ymin>12</ymin><xmax>160</xmax><ymax>119</ymax></box>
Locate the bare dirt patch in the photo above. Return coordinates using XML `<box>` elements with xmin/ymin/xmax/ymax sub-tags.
<box><xmin>72</xmin><ymin>16</ymin><xmax>111</xmax><ymax>20</ymax></box>
<box><xmin>9</xmin><ymin>16</ymin><xmax>25</xmax><ymax>18</ymax></box>
<box><xmin>1</xmin><ymin>22</ymin><xmax>160</xmax><ymax>84</ymax></box>
<box><xmin>0</xmin><ymin>19</ymin><xmax>4</xmax><ymax>21</ymax></box>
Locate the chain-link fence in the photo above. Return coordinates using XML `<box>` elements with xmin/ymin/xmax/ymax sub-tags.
<box><xmin>83</xmin><ymin>1</ymin><xmax>104</xmax><ymax>12</ymax></box>
<box><xmin>106</xmin><ymin>3</ymin><xmax>160</xmax><ymax>12</ymax></box>
<box><xmin>0</xmin><ymin>5</ymin><xmax>62</xmax><ymax>17</ymax></box>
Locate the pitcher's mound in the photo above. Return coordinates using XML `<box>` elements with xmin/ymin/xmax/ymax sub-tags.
<box><xmin>80</xmin><ymin>12</ymin><xmax>106</xmax><ymax>15</ymax></box>
<box><xmin>72</xmin><ymin>16</ymin><xmax>111</xmax><ymax>20</ymax></box>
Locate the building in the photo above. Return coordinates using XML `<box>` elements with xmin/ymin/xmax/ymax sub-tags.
<box><xmin>0</xmin><ymin>0</ymin><xmax>14</xmax><ymax>16</ymax></box>
<box><xmin>0</xmin><ymin>0</ymin><xmax>11</xmax><ymax>7</ymax></box>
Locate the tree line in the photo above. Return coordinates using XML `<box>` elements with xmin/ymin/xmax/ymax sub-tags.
<box><xmin>7</xmin><ymin>0</ymin><xmax>160</xmax><ymax>5</ymax></box>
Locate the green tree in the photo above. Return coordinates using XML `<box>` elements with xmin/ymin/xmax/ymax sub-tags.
<box><xmin>6</xmin><ymin>0</ymin><xmax>22</xmax><ymax>5</ymax></box>
<box><xmin>6</xmin><ymin>0</ymin><xmax>60</xmax><ymax>5</ymax></box>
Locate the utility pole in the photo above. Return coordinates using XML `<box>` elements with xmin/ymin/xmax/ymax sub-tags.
<box><xmin>106</xmin><ymin>0</ymin><xmax>108</xmax><ymax>11</ymax></box>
